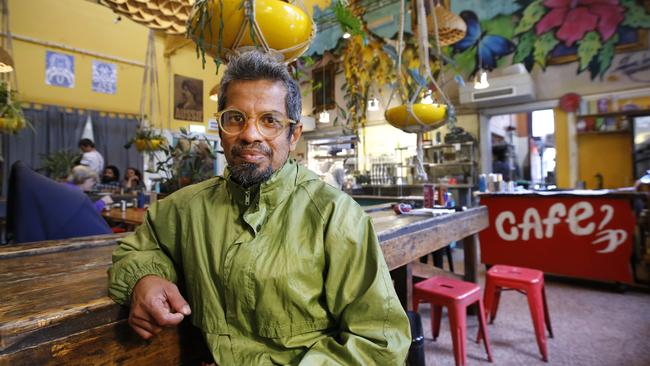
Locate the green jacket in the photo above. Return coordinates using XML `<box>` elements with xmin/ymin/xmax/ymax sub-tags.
<box><xmin>108</xmin><ymin>160</ymin><xmax>411</xmax><ymax>365</ymax></box>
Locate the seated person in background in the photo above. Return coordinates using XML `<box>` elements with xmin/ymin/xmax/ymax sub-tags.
<box><xmin>65</xmin><ymin>165</ymin><xmax>113</xmax><ymax>212</ymax></box>
<box><xmin>123</xmin><ymin>167</ymin><xmax>145</xmax><ymax>191</ymax></box>
<box><xmin>7</xmin><ymin>161</ymin><xmax>112</xmax><ymax>243</ymax></box>
<box><xmin>96</xmin><ymin>165</ymin><xmax>121</xmax><ymax>191</ymax></box>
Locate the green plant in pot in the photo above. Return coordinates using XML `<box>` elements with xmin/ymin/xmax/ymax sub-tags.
<box><xmin>149</xmin><ymin>128</ymin><xmax>217</xmax><ymax>193</ymax></box>
<box><xmin>38</xmin><ymin>149</ymin><xmax>81</xmax><ymax>181</ymax></box>
<box><xmin>0</xmin><ymin>80</ymin><xmax>31</xmax><ymax>134</ymax></box>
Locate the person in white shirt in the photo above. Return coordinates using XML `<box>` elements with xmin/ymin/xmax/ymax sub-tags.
<box><xmin>78</xmin><ymin>138</ymin><xmax>105</xmax><ymax>175</ymax></box>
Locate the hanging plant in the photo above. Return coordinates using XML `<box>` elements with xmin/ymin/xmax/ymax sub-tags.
<box><xmin>341</xmin><ymin>34</ymin><xmax>394</xmax><ymax>131</ymax></box>
<box><xmin>0</xmin><ymin>80</ymin><xmax>31</xmax><ymax>134</ymax></box>
<box><xmin>124</xmin><ymin>125</ymin><xmax>167</xmax><ymax>152</ymax></box>
<box><xmin>186</xmin><ymin>0</ymin><xmax>315</xmax><ymax>71</ymax></box>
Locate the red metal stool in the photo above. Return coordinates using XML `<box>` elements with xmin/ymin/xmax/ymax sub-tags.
<box><xmin>413</xmin><ymin>276</ymin><xmax>493</xmax><ymax>366</ymax></box>
<box><xmin>481</xmin><ymin>264</ymin><xmax>554</xmax><ymax>362</ymax></box>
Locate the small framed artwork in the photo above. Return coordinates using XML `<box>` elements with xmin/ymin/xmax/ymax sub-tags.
<box><xmin>45</xmin><ymin>51</ymin><xmax>75</xmax><ymax>88</ymax></box>
<box><xmin>174</xmin><ymin>75</ymin><xmax>203</xmax><ymax>122</ymax></box>
<box><xmin>312</xmin><ymin>63</ymin><xmax>336</xmax><ymax>113</ymax></box>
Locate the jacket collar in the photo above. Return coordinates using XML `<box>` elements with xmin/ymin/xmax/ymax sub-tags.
<box><xmin>225</xmin><ymin>159</ymin><xmax>299</xmax><ymax>210</ymax></box>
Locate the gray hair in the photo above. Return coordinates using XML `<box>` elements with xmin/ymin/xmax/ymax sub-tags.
<box><xmin>218</xmin><ymin>49</ymin><xmax>301</xmax><ymax>136</ymax></box>
<box><xmin>68</xmin><ymin>165</ymin><xmax>99</xmax><ymax>185</ymax></box>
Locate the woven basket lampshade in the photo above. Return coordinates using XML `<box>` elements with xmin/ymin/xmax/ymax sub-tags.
<box><xmin>103</xmin><ymin>0</ymin><xmax>193</xmax><ymax>35</ymax></box>
<box><xmin>427</xmin><ymin>5</ymin><xmax>466</xmax><ymax>47</ymax></box>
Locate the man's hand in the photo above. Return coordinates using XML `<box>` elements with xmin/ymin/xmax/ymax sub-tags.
<box><xmin>128</xmin><ymin>275</ymin><xmax>191</xmax><ymax>339</ymax></box>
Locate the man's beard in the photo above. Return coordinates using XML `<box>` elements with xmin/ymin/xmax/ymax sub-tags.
<box><xmin>229</xmin><ymin>142</ymin><xmax>275</xmax><ymax>188</ymax></box>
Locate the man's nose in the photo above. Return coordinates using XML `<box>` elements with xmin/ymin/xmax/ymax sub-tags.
<box><xmin>237</xmin><ymin>118</ymin><xmax>263</xmax><ymax>142</ymax></box>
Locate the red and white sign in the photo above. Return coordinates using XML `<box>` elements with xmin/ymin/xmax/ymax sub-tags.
<box><xmin>480</xmin><ymin>195</ymin><xmax>636</xmax><ymax>283</ymax></box>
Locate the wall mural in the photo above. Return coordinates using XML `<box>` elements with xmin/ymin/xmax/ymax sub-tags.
<box><xmin>448</xmin><ymin>0</ymin><xmax>650</xmax><ymax>80</ymax></box>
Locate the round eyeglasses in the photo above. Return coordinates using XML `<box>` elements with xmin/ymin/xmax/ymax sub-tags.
<box><xmin>215</xmin><ymin>108</ymin><xmax>296</xmax><ymax>138</ymax></box>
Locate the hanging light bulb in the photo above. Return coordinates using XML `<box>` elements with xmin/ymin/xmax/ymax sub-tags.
<box><xmin>368</xmin><ymin>97</ymin><xmax>379</xmax><ymax>111</ymax></box>
<box><xmin>317</xmin><ymin>64</ymin><xmax>330</xmax><ymax>123</ymax></box>
<box><xmin>473</xmin><ymin>71</ymin><xmax>489</xmax><ymax>89</ymax></box>
<box><xmin>209</xmin><ymin>84</ymin><xmax>219</xmax><ymax>102</ymax></box>
<box><xmin>319</xmin><ymin>110</ymin><xmax>330</xmax><ymax>123</ymax></box>
<box><xmin>473</xmin><ymin>41</ymin><xmax>489</xmax><ymax>90</ymax></box>
<box><xmin>421</xmin><ymin>91</ymin><xmax>434</xmax><ymax>104</ymax></box>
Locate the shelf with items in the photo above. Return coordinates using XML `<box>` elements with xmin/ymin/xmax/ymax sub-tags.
<box><xmin>576</xmin><ymin>108</ymin><xmax>650</xmax><ymax>119</ymax></box>
<box><xmin>423</xmin><ymin>161</ymin><xmax>476</xmax><ymax>167</ymax></box>
<box><xmin>307</xmin><ymin>135</ymin><xmax>357</xmax><ymax>176</ymax></box>
<box><xmin>311</xmin><ymin>154</ymin><xmax>356</xmax><ymax>160</ymax></box>
<box><xmin>422</xmin><ymin>141</ymin><xmax>476</xmax><ymax>149</ymax></box>
<box><xmin>577</xmin><ymin>129</ymin><xmax>631</xmax><ymax>136</ymax></box>
<box><xmin>575</xmin><ymin>109</ymin><xmax>650</xmax><ymax>134</ymax></box>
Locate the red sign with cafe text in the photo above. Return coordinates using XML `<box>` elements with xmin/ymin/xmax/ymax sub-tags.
<box><xmin>479</xmin><ymin>194</ymin><xmax>635</xmax><ymax>283</ymax></box>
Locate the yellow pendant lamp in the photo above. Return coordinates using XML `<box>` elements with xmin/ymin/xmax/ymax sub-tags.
<box><xmin>384</xmin><ymin>103</ymin><xmax>447</xmax><ymax>133</ymax></box>
<box><xmin>187</xmin><ymin>0</ymin><xmax>315</xmax><ymax>63</ymax></box>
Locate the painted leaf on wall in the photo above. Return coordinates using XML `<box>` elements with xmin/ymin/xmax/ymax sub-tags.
<box><xmin>513</xmin><ymin>30</ymin><xmax>535</xmax><ymax>64</ymax></box>
<box><xmin>621</xmin><ymin>0</ymin><xmax>650</xmax><ymax>28</ymax></box>
<box><xmin>533</xmin><ymin>32</ymin><xmax>559</xmax><ymax>69</ymax></box>
<box><xmin>577</xmin><ymin>31</ymin><xmax>602</xmax><ymax>72</ymax></box>
<box><xmin>514</xmin><ymin>0</ymin><xmax>546</xmax><ymax>35</ymax></box>
<box><xmin>482</xmin><ymin>14</ymin><xmax>516</xmax><ymax>39</ymax></box>
<box><xmin>595</xmin><ymin>34</ymin><xmax>619</xmax><ymax>79</ymax></box>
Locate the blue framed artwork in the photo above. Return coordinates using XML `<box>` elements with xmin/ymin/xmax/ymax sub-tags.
<box><xmin>45</xmin><ymin>51</ymin><xmax>75</xmax><ymax>88</ymax></box>
<box><xmin>92</xmin><ymin>60</ymin><xmax>117</xmax><ymax>94</ymax></box>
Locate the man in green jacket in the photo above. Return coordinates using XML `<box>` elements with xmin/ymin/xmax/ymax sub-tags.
<box><xmin>108</xmin><ymin>49</ymin><xmax>411</xmax><ymax>365</ymax></box>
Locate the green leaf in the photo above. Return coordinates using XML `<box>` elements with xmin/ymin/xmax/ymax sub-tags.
<box><xmin>596</xmin><ymin>33</ymin><xmax>619</xmax><ymax>79</ymax></box>
<box><xmin>514</xmin><ymin>0</ymin><xmax>546</xmax><ymax>35</ymax></box>
<box><xmin>333</xmin><ymin>1</ymin><xmax>364</xmax><ymax>37</ymax></box>
<box><xmin>453</xmin><ymin>48</ymin><xmax>476</xmax><ymax>77</ymax></box>
<box><xmin>534</xmin><ymin>32</ymin><xmax>559</xmax><ymax>69</ymax></box>
<box><xmin>577</xmin><ymin>31</ymin><xmax>602</xmax><ymax>72</ymax></box>
<box><xmin>482</xmin><ymin>15</ymin><xmax>515</xmax><ymax>39</ymax></box>
<box><xmin>514</xmin><ymin>30</ymin><xmax>535</xmax><ymax>64</ymax></box>
<box><xmin>621</xmin><ymin>0</ymin><xmax>650</xmax><ymax>28</ymax></box>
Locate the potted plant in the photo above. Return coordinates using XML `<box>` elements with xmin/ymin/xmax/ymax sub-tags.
<box><xmin>149</xmin><ymin>128</ymin><xmax>217</xmax><ymax>193</ymax></box>
<box><xmin>0</xmin><ymin>80</ymin><xmax>30</xmax><ymax>134</ymax></box>
<box><xmin>38</xmin><ymin>149</ymin><xmax>81</xmax><ymax>181</ymax></box>
<box><xmin>124</xmin><ymin>126</ymin><xmax>167</xmax><ymax>152</ymax></box>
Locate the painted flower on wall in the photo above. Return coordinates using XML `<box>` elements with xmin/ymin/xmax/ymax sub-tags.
<box><xmin>535</xmin><ymin>0</ymin><xmax>625</xmax><ymax>46</ymax></box>
<box><xmin>508</xmin><ymin>0</ymin><xmax>650</xmax><ymax>79</ymax></box>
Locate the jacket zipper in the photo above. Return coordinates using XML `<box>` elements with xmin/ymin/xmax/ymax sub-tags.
<box><xmin>244</xmin><ymin>190</ymin><xmax>250</xmax><ymax>206</ymax></box>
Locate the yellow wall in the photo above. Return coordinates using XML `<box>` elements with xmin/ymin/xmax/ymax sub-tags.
<box><xmin>11</xmin><ymin>0</ymin><xmax>222</xmax><ymax>130</ymax></box>
<box><xmin>555</xmin><ymin>108</ymin><xmax>570</xmax><ymax>187</ymax></box>
<box><xmin>555</xmin><ymin>96</ymin><xmax>650</xmax><ymax>189</ymax></box>
<box><xmin>577</xmin><ymin>132</ymin><xmax>633</xmax><ymax>189</ymax></box>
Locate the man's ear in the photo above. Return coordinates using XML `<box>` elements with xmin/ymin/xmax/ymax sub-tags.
<box><xmin>289</xmin><ymin>123</ymin><xmax>303</xmax><ymax>151</ymax></box>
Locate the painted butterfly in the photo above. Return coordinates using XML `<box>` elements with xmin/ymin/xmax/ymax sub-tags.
<box><xmin>452</xmin><ymin>10</ymin><xmax>515</xmax><ymax>75</ymax></box>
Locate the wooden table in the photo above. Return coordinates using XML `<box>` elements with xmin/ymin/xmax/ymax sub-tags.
<box><xmin>102</xmin><ymin>207</ymin><xmax>146</xmax><ymax>230</ymax></box>
<box><xmin>0</xmin><ymin>206</ymin><xmax>488</xmax><ymax>365</ymax></box>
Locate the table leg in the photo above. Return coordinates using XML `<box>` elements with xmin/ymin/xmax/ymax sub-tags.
<box><xmin>463</xmin><ymin>233</ymin><xmax>479</xmax><ymax>284</ymax></box>
<box><xmin>390</xmin><ymin>263</ymin><xmax>413</xmax><ymax>311</ymax></box>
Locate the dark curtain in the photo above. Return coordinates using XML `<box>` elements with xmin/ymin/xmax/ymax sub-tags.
<box><xmin>1</xmin><ymin>105</ymin><xmax>85</xmax><ymax>196</ymax></box>
<box><xmin>92</xmin><ymin>112</ymin><xmax>143</xmax><ymax>181</ymax></box>
<box><xmin>2</xmin><ymin>104</ymin><xmax>143</xmax><ymax>196</ymax></box>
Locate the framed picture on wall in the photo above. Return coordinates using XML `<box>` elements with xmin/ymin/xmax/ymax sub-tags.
<box><xmin>174</xmin><ymin>75</ymin><xmax>203</xmax><ymax>122</ymax></box>
<box><xmin>312</xmin><ymin>63</ymin><xmax>335</xmax><ymax>113</ymax></box>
